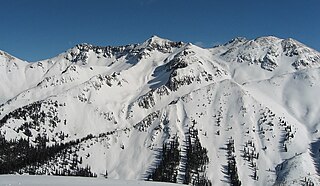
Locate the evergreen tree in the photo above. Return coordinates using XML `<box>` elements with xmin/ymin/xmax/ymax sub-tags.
<box><xmin>104</xmin><ymin>170</ymin><xmax>108</xmax><ymax>178</ymax></box>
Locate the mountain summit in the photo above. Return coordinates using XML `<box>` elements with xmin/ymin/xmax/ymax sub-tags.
<box><xmin>0</xmin><ymin>36</ymin><xmax>320</xmax><ymax>186</ymax></box>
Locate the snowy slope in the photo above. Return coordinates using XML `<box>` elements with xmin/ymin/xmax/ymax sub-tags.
<box><xmin>0</xmin><ymin>35</ymin><xmax>320</xmax><ymax>186</ymax></box>
<box><xmin>0</xmin><ymin>175</ymin><xmax>180</xmax><ymax>186</ymax></box>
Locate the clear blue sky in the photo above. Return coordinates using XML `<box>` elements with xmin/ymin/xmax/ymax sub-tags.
<box><xmin>0</xmin><ymin>0</ymin><xmax>319</xmax><ymax>61</ymax></box>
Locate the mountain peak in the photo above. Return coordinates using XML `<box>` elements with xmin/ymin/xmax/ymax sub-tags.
<box><xmin>254</xmin><ymin>36</ymin><xmax>282</xmax><ymax>45</ymax></box>
<box><xmin>142</xmin><ymin>35</ymin><xmax>173</xmax><ymax>47</ymax></box>
<box><xmin>137</xmin><ymin>36</ymin><xmax>184</xmax><ymax>52</ymax></box>
<box><xmin>224</xmin><ymin>37</ymin><xmax>248</xmax><ymax>46</ymax></box>
<box><xmin>148</xmin><ymin>35</ymin><xmax>168</xmax><ymax>43</ymax></box>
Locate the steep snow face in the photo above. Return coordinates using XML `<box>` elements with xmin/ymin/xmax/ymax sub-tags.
<box><xmin>0</xmin><ymin>35</ymin><xmax>320</xmax><ymax>186</ymax></box>
<box><xmin>274</xmin><ymin>152</ymin><xmax>319</xmax><ymax>186</ymax></box>
<box><xmin>244</xmin><ymin>67</ymin><xmax>320</xmax><ymax>135</ymax></box>
<box><xmin>0</xmin><ymin>51</ymin><xmax>54</xmax><ymax>104</ymax></box>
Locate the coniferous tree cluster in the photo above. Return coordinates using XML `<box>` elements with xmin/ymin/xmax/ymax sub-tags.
<box><xmin>0</xmin><ymin>99</ymin><xmax>66</xmax><ymax>141</ymax></box>
<box><xmin>0</xmin><ymin>132</ymin><xmax>60</xmax><ymax>174</ymax></box>
<box><xmin>149</xmin><ymin>137</ymin><xmax>180</xmax><ymax>183</ymax></box>
<box><xmin>52</xmin><ymin>165</ymin><xmax>96</xmax><ymax>177</ymax></box>
<box><xmin>184</xmin><ymin>127</ymin><xmax>211</xmax><ymax>186</ymax></box>
<box><xmin>242</xmin><ymin>140</ymin><xmax>259</xmax><ymax>181</ymax></box>
<box><xmin>0</xmin><ymin>132</ymin><xmax>96</xmax><ymax>177</ymax></box>
<box><xmin>226</xmin><ymin>139</ymin><xmax>241</xmax><ymax>186</ymax></box>
<box><xmin>303</xmin><ymin>177</ymin><xmax>315</xmax><ymax>186</ymax></box>
<box><xmin>148</xmin><ymin>125</ymin><xmax>211</xmax><ymax>186</ymax></box>
<box><xmin>0</xmin><ymin>101</ymin><xmax>41</xmax><ymax>128</ymax></box>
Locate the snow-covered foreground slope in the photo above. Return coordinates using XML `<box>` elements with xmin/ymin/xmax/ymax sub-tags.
<box><xmin>0</xmin><ymin>175</ymin><xmax>179</xmax><ymax>186</ymax></box>
<box><xmin>1</xmin><ymin>35</ymin><xmax>320</xmax><ymax>186</ymax></box>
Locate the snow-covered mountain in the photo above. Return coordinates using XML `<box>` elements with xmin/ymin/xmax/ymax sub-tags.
<box><xmin>1</xmin><ymin>35</ymin><xmax>320</xmax><ymax>186</ymax></box>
